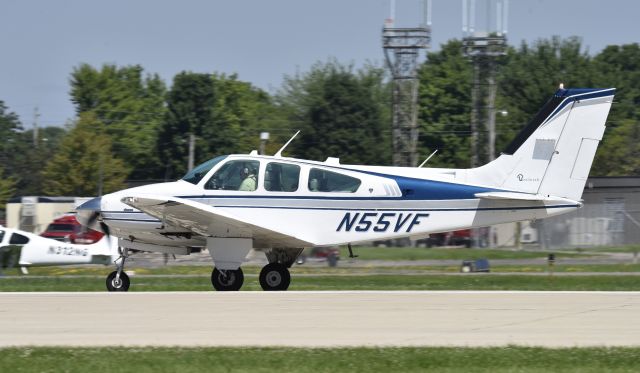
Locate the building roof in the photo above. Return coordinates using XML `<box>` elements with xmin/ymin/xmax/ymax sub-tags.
<box><xmin>585</xmin><ymin>177</ymin><xmax>640</xmax><ymax>190</ymax></box>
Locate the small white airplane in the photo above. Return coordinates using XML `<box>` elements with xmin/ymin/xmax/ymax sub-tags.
<box><xmin>77</xmin><ymin>87</ymin><xmax>615</xmax><ymax>292</ymax></box>
<box><xmin>0</xmin><ymin>226</ymin><xmax>118</xmax><ymax>274</ymax></box>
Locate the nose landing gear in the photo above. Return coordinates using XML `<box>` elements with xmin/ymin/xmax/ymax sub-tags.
<box><xmin>106</xmin><ymin>249</ymin><xmax>130</xmax><ymax>292</ymax></box>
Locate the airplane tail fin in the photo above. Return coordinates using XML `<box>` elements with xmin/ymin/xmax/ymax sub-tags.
<box><xmin>470</xmin><ymin>88</ymin><xmax>615</xmax><ymax>201</ymax></box>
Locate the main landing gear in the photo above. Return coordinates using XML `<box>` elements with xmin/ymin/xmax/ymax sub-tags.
<box><xmin>256</xmin><ymin>248</ymin><xmax>303</xmax><ymax>291</ymax></box>
<box><xmin>106</xmin><ymin>248</ymin><xmax>130</xmax><ymax>292</ymax></box>
<box><xmin>208</xmin><ymin>248</ymin><xmax>303</xmax><ymax>292</ymax></box>
<box><xmin>211</xmin><ymin>267</ymin><xmax>244</xmax><ymax>291</ymax></box>
<box><xmin>259</xmin><ymin>263</ymin><xmax>291</xmax><ymax>291</ymax></box>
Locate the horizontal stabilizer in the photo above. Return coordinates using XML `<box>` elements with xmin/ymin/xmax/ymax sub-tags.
<box><xmin>475</xmin><ymin>192</ymin><xmax>579</xmax><ymax>205</ymax></box>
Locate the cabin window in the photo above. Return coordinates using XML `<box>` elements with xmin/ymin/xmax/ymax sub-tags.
<box><xmin>182</xmin><ymin>155</ymin><xmax>227</xmax><ymax>185</ymax></box>
<box><xmin>205</xmin><ymin>160</ymin><xmax>260</xmax><ymax>191</ymax></box>
<box><xmin>9</xmin><ymin>233</ymin><xmax>29</xmax><ymax>245</ymax></box>
<box><xmin>308</xmin><ymin>168</ymin><xmax>361</xmax><ymax>193</ymax></box>
<box><xmin>265</xmin><ymin>162</ymin><xmax>300</xmax><ymax>192</ymax></box>
<box><xmin>0</xmin><ymin>230</ymin><xmax>4</xmax><ymax>243</ymax></box>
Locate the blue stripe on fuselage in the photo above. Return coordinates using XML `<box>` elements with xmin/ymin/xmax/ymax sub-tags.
<box><xmin>357</xmin><ymin>172</ymin><xmax>501</xmax><ymax>200</ymax></box>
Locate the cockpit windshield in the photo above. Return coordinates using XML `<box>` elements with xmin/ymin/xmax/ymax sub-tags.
<box><xmin>182</xmin><ymin>155</ymin><xmax>227</xmax><ymax>185</ymax></box>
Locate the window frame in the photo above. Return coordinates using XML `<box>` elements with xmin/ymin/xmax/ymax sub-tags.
<box><xmin>204</xmin><ymin>159</ymin><xmax>261</xmax><ymax>192</ymax></box>
<box><xmin>264</xmin><ymin>162</ymin><xmax>301</xmax><ymax>193</ymax></box>
<box><xmin>307</xmin><ymin>167</ymin><xmax>361</xmax><ymax>193</ymax></box>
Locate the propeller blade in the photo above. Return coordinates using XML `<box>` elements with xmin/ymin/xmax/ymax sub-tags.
<box><xmin>100</xmin><ymin>221</ymin><xmax>111</xmax><ymax>237</ymax></box>
<box><xmin>99</xmin><ymin>221</ymin><xmax>112</xmax><ymax>249</ymax></box>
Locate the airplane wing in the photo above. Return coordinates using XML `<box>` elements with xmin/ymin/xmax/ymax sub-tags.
<box><xmin>120</xmin><ymin>195</ymin><xmax>313</xmax><ymax>247</ymax></box>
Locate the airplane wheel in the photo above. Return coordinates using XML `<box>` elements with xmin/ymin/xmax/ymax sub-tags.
<box><xmin>106</xmin><ymin>271</ymin><xmax>130</xmax><ymax>292</ymax></box>
<box><xmin>211</xmin><ymin>267</ymin><xmax>244</xmax><ymax>291</ymax></box>
<box><xmin>259</xmin><ymin>263</ymin><xmax>290</xmax><ymax>291</ymax></box>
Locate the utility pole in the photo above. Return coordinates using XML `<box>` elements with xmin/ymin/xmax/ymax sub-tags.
<box><xmin>97</xmin><ymin>153</ymin><xmax>103</xmax><ymax>197</ymax></box>
<box><xmin>383</xmin><ymin>0</ymin><xmax>431</xmax><ymax>167</ymax></box>
<box><xmin>187</xmin><ymin>133</ymin><xmax>195</xmax><ymax>171</ymax></box>
<box><xmin>32</xmin><ymin>107</ymin><xmax>40</xmax><ymax>147</ymax></box>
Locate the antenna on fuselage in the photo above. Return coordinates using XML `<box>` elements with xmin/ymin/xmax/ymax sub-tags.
<box><xmin>274</xmin><ymin>130</ymin><xmax>300</xmax><ymax>157</ymax></box>
<box><xmin>418</xmin><ymin>149</ymin><xmax>438</xmax><ymax>168</ymax></box>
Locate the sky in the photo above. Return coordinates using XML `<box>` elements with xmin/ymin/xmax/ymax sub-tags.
<box><xmin>1</xmin><ymin>0</ymin><xmax>638</xmax><ymax>129</ymax></box>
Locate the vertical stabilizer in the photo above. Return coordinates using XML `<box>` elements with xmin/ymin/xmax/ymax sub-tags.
<box><xmin>470</xmin><ymin>88</ymin><xmax>615</xmax><ymax>200</ymax></box>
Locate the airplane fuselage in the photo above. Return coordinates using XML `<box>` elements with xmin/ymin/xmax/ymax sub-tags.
<box><xmin>83</xmin><ymin>154</ymin><xmax>578</xmax><ymax>250</ymax></box>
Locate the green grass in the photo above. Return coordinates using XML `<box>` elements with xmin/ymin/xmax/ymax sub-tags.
<box><xmin>1</xmin><ymin>346</ymin><xmax>639</xmax><ymax>373</ymax></box>
<box><xmin>1</xmin><ymin>272</ymin><xmax>639</xmax><ymax>291</ymax></box>
<box><xmin>578</xmin><ymin>245</ymin><xmax>640</xmax><ymax>254</ymax></box>
<box><xmin>5</xmin><ymin>261</ymin><xmax>640</xmax><ymax>278</ymax></box>
<box><xmin>337</xmin><ymin>246</ymin><xmax>593</xmax><ymax>261</ymax></box>
<box><xmin>478</xmin><ymin>263</ymin><xmax>640</xmax><ymax>273</ymax></box>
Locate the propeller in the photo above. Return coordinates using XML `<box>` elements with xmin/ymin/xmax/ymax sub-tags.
<box><xmin>76</xmin><ymin>196</ymin><xmax>114</xmax><ymax>250</ymax></box>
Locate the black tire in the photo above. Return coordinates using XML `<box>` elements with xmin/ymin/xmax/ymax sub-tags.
<box><xmin>211</xmin><ymin>267</ymin><xmax>244</xmax><ymax>291</ymax></box>
<box><xmin>106</xmin><ymin>271</ymin><xmax>130</xmax><ymax>292</ymax></box>
<box><xmin>259</xmin><ymin>263</ymin><xmax>291</xmax><ymax>291</ymax></box>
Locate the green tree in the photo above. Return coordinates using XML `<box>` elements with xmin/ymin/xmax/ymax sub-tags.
<box><xmin>158</xmin><ymin>72</ymin><xmax>279</xmax><ymax>179</ymax></box>
<box><xmin>590</xmin><ymin>44</ymin><xmax>640</xmax><ymax>175</ymax></box>
<box><xmin>0</xmin><ymin>101</ymin><xmax>24</xmax><ymax>180</ymax></box>
<box><xmin>0</xmin><ymin>100</ymin><xmax>71</xmax><ymax>196</ymax></box>
<box><xmin>417</xmin><ymin>40</ymin><xmax>473</xmax><ymax>168</ymax></box>
<box><xmin>70</xmin><ymin>64</ymin><xmax>167</xmax><ymax>179</ymax></box>
<box><xmin>497</xmin><ymin>36</ymin><xmax>593</xmax><ymax>151</ymax></box>
<box><xmin>206</xmin><ymin>73</ymin><xmax>280</xmax><ymax>155</ymax></box>
<box><xmin>417</xmin><ymin>37</ymin><xmax>599</xmax><ymax>169</ymax></box>
<box><xmin>158</xmin><ymin>72</ymin><xmax>215</xmax><ymax>179</ymax></box>
<box><xmin>277</xmin><ymin>61</ymin><xmax>391</xmax><ymax>165</ymax></box>
<box><xmin>42</xmin><ymin>113</ymin><xmax>129</xmax><ymax>196</ymax></box>
<box><xmin>17</xmin><ymin>126</ymin><xmax>68</xmax><ymax>195</ymax></box>
<box><xmin>592</xmin><ymin>119</ymin><xmax>640</xmax><ymax>175</ymax></box>
<box><xmin>0</xmin><ymin>167</ymin><xmax>16</xmax><ymax>211</ymax></box>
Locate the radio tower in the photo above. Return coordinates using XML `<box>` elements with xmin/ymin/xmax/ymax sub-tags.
<box><xmin>463</xmin><ymin>0</ymin><xmax>508</xmax><ymax>248</ymax></box>
<box><xmin>462</xmin><ymin>0</ymin><xmax>508</xmax><ymax>166</ymax></box>
<box><xmin>383</xmin><ymin>0</ymin><xmax>431</xmax><ymax>167</ymax></box>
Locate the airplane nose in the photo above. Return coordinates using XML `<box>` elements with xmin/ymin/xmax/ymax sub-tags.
<box><xmin>76</xmin><ymin>197</ymin><xmax>102</xmax><ymax>226</ymax></box>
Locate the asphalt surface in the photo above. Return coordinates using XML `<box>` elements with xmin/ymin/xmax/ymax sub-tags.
<box><xmin>1</xmin><ymin>291</ymin><xmax>639</xmax><ymax>347</ymax></box>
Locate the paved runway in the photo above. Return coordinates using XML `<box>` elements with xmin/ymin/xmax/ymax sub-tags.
<box><xmin>1</xmin><ymin>291</ymin><xmax>639</xmax><ymax>347</ymax></box>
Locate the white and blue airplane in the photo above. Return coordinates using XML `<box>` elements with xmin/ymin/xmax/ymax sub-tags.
<box><xmin>77</xmin><ymin>87</ymin><xmax>615</xmax><ymax>292</ymax></box>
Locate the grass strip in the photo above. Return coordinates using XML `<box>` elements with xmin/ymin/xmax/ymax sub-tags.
<box><xmin>1</xmin><ymin>273</ymin><xmax>639</xmax><ymax>292</ymax></box>
<box><xmin>1</xmin><ymin>346</ymin><xmax>639</xmax><ymax>373</ymax></box>
<box><xmin>335</xmin><ymin>247</ymin><xmax>594</xmax><ymax>260</ymax></box>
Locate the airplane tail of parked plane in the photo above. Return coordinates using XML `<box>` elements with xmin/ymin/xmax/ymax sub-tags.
<box><xmin>469</xmin><ymin>88</ymin><xmax>615</xmax><ymax>201</ymax></box>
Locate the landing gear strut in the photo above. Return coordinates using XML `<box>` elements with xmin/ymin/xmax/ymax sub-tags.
<box><xmin>211</xmin><ymin>267</ymin><xmax>244</xmax><ymax>291</ymax></box>
<box><xmin>106</xmin><ymin>249</ymin><xmax>130</xmax><ymax>292</ymax></box>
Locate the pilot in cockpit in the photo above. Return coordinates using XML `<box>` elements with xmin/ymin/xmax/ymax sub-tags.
<box><xmin>238</xmin><ymin>166</ymin><xmax>257</xmax><ymax>191</ymax></box>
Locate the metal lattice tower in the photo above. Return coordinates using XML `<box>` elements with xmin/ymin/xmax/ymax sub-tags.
<box><xmin>462</xmin><ymin>0</ymin><xmax>508</xmax><ymax>166</ymax></box>
<box><xmin>463</xmin><ymin>0</ymin><xmax>508</xmax><ymax>249</ymax></box>
<box><xmin>383</xmin><ymin>0</ymin><xmax>431</xmax><ymax>167</ymax></box>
